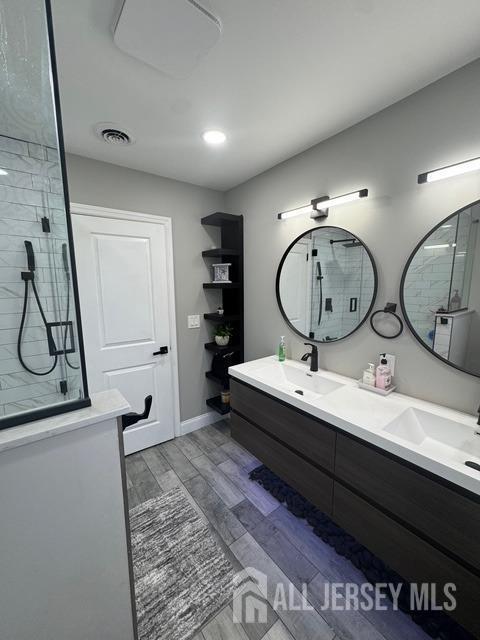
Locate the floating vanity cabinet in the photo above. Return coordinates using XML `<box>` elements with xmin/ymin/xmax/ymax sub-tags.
<box><xmin>333</xmin><ymin>484</ymin><xmax>480</xmax><ymax>636</ymax></box>
<box><xmin>335</xmin><ymin>434</ymin><xmax>480</xmax><ymax>572</ymax></box>
<box><xmin>231</xmin><ymin>380</ymin><xmax>335</xmax><ymax>471</ymax></box>
<box><xmin>230</xmin><ymin>379</ymin><xmax>480</xmax><ymax>637</ymax></box>
<box><xmin>230</xmin><ymin>380</ymin><xmax>335</xmax><ymax>514</ymax></box>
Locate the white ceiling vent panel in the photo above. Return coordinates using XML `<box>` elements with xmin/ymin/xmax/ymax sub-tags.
<box><xmin>114</xmin><ymin>0</ymin><xmax>222</xmax><ymax>78</ymax></box>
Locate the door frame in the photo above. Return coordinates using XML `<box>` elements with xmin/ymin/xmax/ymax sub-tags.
<box><xmin>71</xmin><ymin>202</ymin><xmax>181</xmax><ymax>440</ymax></box>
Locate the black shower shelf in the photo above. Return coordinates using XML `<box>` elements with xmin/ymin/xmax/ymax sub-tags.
<box><xmin>204</xmin><ymin>342</ymin><xmax>240</xmax><ymax>352</ymax></box>
<box><xmin>202</xmin><ymin>248</ymin><xmax>240</xmax><ymax>258</ymax></box>
<box><xmin>203</xmin><ymin>282</ymin><xmax>240</xmax><ymax>289</ymax></box>
<box><xmin>204</xmin><ymin>313</ymin><xmax>240</xmax><ymax>322</ymax></box>
<box><xmin>206</xmin><ymin>395</ymin><xmax>231</xmax><ymax>415</ymax></box>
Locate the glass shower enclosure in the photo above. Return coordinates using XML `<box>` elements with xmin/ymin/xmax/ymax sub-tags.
<box><xmin>0</xmin><ymin>0</ymin><xmax>90</xmax><ymax>429</ymax></box>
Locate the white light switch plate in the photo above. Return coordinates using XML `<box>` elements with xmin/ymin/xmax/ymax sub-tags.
<box><xmin>188</xmin><ymin>314</ymin><xmax>200</xmax><ymax>329</ymax></box>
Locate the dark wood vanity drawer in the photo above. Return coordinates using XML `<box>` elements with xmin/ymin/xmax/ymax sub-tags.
<box><xmin>333</xmin><ymin>484</ymin><xmax>480</xmax><ymax>637</ymax></box>
<box><xmin>231</xmin><ymin>411</ymin><xmax>333</xmax><ymax>514</ymax></box>
<box><xmin>230</xmin><ymin>379</ymin><xmax>336</xmax><ymax>472</ymax></box>
<box><xmin>335</xmin><ymin>434</ymin><xmax>480</xmax><ymax>572</ymax></box>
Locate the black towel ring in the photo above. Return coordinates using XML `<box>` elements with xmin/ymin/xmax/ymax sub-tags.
<box><xmin>370</xmin><ymin>303</ymin><xmax>404</xmax><ymax>339</ymax></box>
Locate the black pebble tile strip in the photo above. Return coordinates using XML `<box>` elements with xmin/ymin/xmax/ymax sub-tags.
<box><xmin>249</xmin><ymin>464</ymin><xmax>473</xmax><ymax>640</ymax></box>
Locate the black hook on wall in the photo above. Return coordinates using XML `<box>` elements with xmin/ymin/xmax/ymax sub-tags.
<box><xmin>370</xmin><ymin>302</ymin><xmax>404</xmax><ymax>339</ymax></box>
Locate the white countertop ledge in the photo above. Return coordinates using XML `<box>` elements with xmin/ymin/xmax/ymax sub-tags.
<box><xmin>0</xmin><ymin>390</ymin><xmax>130</xmax><ymax>454</ymax></box>
<box><xmin>229</xmin><ymin>356</ymin><xmax>480</xmax><ymax>497</ymax></box>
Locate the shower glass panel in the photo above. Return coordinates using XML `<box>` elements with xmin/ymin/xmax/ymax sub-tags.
<box><xmin>309</xmin><ymin>228</ymin><xmax>375</xmax><ymax>341</ymax></box>
<box><xmin>0</xmin><ymin>0</ymin><xmax>90</xmax><ymax>429</ymax></box>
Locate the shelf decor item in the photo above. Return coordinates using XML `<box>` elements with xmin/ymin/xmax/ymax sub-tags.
<box><xmin>212</xmin><ymin>263</ymin><xmax>232</xmax><ymax>283</ymax></box>
<box><xmin>214</xmin><ymin>324</ymin><xmax>233</xmax><ymax>346</ymax></box>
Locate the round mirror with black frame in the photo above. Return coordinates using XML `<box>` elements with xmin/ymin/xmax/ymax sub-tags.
<box><xmin>276</xmin><ymin>226</ymin><xmax>378</xmax><ymax>343</ymax></box>
<box><xmin>400</xmin><ymin>200</ymin><xmax>480</xmax><ymax>377</ymax></box>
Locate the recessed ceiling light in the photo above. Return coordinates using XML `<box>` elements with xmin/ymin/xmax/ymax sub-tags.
<box><xmin>0</xmin><ymin>169</ymin><xmax>8</xmax><ymax>176</ymax></box>
<box><xmin>203</xmin><ymin>130</ymin><xmax>226</xmax><ymax>145</ymax></box>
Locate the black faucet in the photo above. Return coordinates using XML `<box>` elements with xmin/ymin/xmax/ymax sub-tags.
<box><xmin>301</xmin><ymin>343</ymin><xmax>319</xmax><ymax>372</ymax></box>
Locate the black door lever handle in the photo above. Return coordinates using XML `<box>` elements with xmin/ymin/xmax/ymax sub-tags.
<box><xmin>153</xmin><ymin>346</ymin><xmax>168</xmax><ymax>355</ymax></box>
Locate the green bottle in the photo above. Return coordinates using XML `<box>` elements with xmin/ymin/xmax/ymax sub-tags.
<box><xmin>278</xmin><ymin>336</ymin><xmax>286</xmax><ymax>362</ymax></box>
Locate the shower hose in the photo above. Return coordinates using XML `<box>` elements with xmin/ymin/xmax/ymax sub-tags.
<box><xmin>17</xmin><ymin>240</ymin><xmax>79</xmax><ymax>376</ymax></box>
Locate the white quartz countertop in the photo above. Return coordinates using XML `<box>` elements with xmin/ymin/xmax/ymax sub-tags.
<box><xmin>229</xmin><ymin>356</ymin><xmax>480</xmax><ymax>496</ymax></box>
<box><xmin>0</xmin><ymin>389</ymin><xmax>130</xmax><ymax>454</ymax></box>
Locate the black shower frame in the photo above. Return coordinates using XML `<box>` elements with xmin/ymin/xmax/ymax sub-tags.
<box><xmin>0</xmin><ymin>0</ymin><xmax>91</xmax><ymax>431</ymax></box>
<box><xmin>275</xmin><ymin>225</ymin><xmax>379</xmax><ymax>344</ymax></box>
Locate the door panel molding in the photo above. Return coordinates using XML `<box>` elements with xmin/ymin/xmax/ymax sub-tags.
<box><xmin>71</xmin><ymin>202</ymin><xmax>181</xmax><ymax>445</ymax></box>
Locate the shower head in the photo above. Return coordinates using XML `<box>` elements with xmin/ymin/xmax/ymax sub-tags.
<box><xmin>24</xmin><ymin>241</ymin><xmax>35</xmax><ymax>272</ymax></box>
<box><xmin>329</xmin><ymin>238</ymin><xmax>362</xmax><ymax>249</ymax></box>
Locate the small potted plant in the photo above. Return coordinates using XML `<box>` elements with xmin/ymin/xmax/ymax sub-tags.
<box><xmin>214</xmin><ymin>324</ymin><xmax>233</xmax><ymax>347</ymax></box>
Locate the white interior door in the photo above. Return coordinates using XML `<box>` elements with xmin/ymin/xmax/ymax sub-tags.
<box><xmin>72</xmin><ymin>205</ymin><xmax>179</xmax><ymax>455</ymax></box>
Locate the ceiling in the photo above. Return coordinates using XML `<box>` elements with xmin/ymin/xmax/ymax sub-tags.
<box><xmin>51</xmin><ymin>0</ymin><xmax>480</xmax><ymax>191</ymax></box>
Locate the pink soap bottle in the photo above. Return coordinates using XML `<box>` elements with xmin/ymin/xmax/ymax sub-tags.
<box><xmin>376</xmin><ymin>356</ymin><xmax>392</xmax><ymax>390</ymax></box>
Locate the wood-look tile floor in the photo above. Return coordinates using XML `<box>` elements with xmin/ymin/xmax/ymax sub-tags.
<box><xmin>126</xmin><ymin>420</ymin><xmax>429</xmax><ymax>640</ymax></box>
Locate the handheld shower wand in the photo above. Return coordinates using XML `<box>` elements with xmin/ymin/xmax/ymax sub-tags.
<box><xmin>18</xmin><ymin>241</ymin><xmax>58</xmax><ymax>376</ymax></box>
<box><xmin>25</xmin><ymin>240</ymin><xmax>35</xmax><ymax>272</ymax></box>
<box><xmin>62</xmin><ymin>243</ymin><xmax>70</xmax><ymax>279</ymax></box>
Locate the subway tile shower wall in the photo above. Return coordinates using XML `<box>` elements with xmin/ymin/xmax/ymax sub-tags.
<box><xmin>309</xmin><ymin>241</ymin><xmax>375</xmax><ymax>341</ymax></box>
<box><xmin>0</xmin><ymin>135</ymin><xmax>82</xmax><ymax>417</ymax></box>
<box><xmin>403</xmin><ymin>218</ymin><xmax>472</xmax><ymax>346</ymax></box>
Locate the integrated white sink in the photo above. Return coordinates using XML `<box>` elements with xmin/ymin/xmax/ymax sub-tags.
<box><xmin>229</xmin><ymin>356</ymin><xmax>480</xmax><ymax>495</ymax></box>
<box><xmin>383</xmin><ymin>408</ymin><xmax>480</xmax><ymax>466</ymax></box>
<box><xmin>253</xmin><ymin>361</ymin><xmax>344</xmax><ymax>399</ymax></box>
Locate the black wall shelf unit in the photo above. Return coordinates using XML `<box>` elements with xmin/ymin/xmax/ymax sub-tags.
<box><xmin>202</xmin><ymin>248</ymin><xmax>240</xmax><ymax>258</ymax></box>
<box><xmin>203</xmin><ymin>282</ymin><xmax>240</xmax><ymax>289</ymax></box>
<box><xmin>202</xmin><ymin>212</ymin><xmax>244</xmax><ymax>415</ymax></box>
<box><xmin>204</xmin><ymin>313</ymin><xmax>240</xmax><ymax>322</ymax></box>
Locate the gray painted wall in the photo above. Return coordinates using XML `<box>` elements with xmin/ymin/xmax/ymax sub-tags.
<box><xmin>225</xmin><ymin>59</ymin><xmax>480</xmax><ymax>415</ymax></box>
<box><xmin>66</xmin><ymin>153</ymin><xmax>225</xmax><ymax>422</ymax></box>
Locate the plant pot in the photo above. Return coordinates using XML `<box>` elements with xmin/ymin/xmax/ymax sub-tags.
<box><xmin>215</xmin><ymin>335</ymin><xmax>230</xmax><ymax>346</ymax></box>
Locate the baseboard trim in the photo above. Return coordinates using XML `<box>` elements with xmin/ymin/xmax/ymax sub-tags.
<box><xmin>180</xmin><ymin>410</ymin><xmax>227</xmax><ymax>435</ymax></box>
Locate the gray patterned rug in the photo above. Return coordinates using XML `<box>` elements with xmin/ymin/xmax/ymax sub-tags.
<box><xmin>130</xmin><ymin>486</ymin><xmax>235</xmax><ymax>640</ymax></box>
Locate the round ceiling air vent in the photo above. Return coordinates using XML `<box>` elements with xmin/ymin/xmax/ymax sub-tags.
<box><xmin>94</xmin><ymin>122</ymin><xmax>135</xmax><ymax>146</ymax></box>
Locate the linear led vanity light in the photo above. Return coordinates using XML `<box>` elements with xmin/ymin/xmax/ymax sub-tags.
<box><xmin>311</xmin><ymin>189</ymin><xmax>369</xmax><ymax>217</ymax></box>
<box><xmin>277</xmin><ymin>204</ymin><xmax>314</xmax><ymax>220</ymax></box>
<box><xmin>278</xmin><ymin>189</ymin><xmax>368</xmax><ymax>220</ymax></box>
<box><xmin>418</xmin><ymin>157</ymin><xmax>480</xmax><ymax>184</ymax></box>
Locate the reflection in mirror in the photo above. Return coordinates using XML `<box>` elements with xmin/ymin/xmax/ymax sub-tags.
<box><xmin>276</xmin><ymin>227</ymin><xmax>377</xmax><ymax>342</ymax></box>
<box><xmin>401</xmin><ymin>202</ymin><xmax>480</xmax><ymax>375</ymax></box>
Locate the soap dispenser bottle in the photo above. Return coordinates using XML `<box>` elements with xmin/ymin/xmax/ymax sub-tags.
<box><xmin>362</xmin><ymin>363</ymin><xmax>376</xmax><ymax>387</ymax></box>
<box><xmin>376</xmin><ymin>356</ymin><xmax>392</xmax><ymax>390</ymax></box>
<box><xmin>278</xmin><ymin>336</ymin><xmax>286</xmax><ymax>362</ymax></box>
